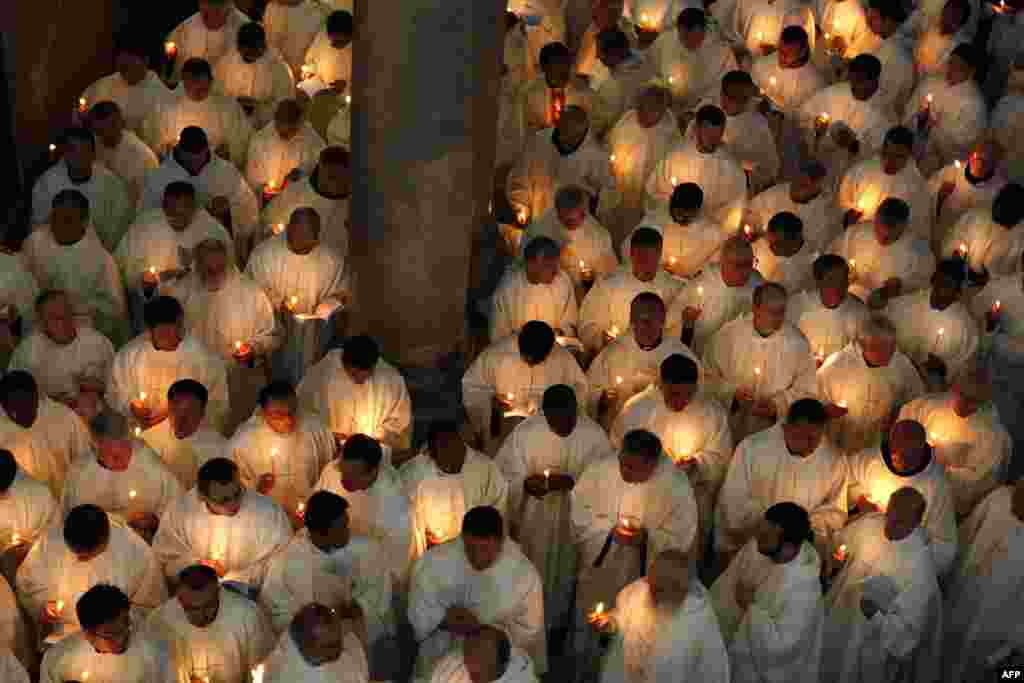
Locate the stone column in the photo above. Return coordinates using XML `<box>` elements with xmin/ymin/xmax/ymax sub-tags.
<box><xmin>348</xmin><ymin>0</ymin><xmax>504</xmax><ymax>369</ymax></box>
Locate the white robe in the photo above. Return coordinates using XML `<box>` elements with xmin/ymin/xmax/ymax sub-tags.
<box><xmin>303</xmin><ymin>32</ymin><xmax>353</xmax><ymax>91</ymax></box>
<box><xmin>0</xmin><ymin>397</ymin><xmax>93</xmax><ymax>497</ymax></box>
<box><xmin>586</xmin><ymin>333</ymin><xmax>700</xmax><ymax>416</ymax></box>
<box><xmin>17</xmin><ymin>524</ymin><xmax>167</xmax><ymax>637</ymax></box>
<box><xmin>401</xmin><ymin>449</ymin><xmax>510</xmax><ymax>561</ymax></box>
<box><xmin>750</xmin><ymin>57</ymin><xmax>826</xmax><ymax>114</ymax></box>
<box><xmin>514</xmin><ymin>211</ymin><xmax>619</xmax><ymax>288</ymax></box>
<box><xmin>495</xmin><ymin>415</ymin><xmax>612</xmax><ymax>629</ymax></box>
<box><xmin>325</xmin><ymin>96</ymin><xmax>352</xmax><ymax>148</ymax></box>
<box><xmin>591</xmin><ymin>54</ymin><xmax>657</xmax><ymax>137</ymax></box>
<box><xmin>163</xmin><ymin>269</ymin><xmax>281</xmax><ymax>359</ymax></box>
<box><xmin>691</xmin><ymin>97</ymin><xmax>780</xmax><ymax>194</ymax></box>
<box><xmin>714</xmin><ymin>424</ymin><xmax>848</xmax><ymax>554</ymax></box>
<box><xmin>607</xmin><ymin>110</ymin><xmax>683</xmax><ymax>211</ymax></box>
<box><xmin>846</xmin><ymin>446</ymin><xmax>959</xmax><ymax>575</ymax></box>
<box><xmin>914</xmin><ymin>27</ymin><xmax>972</xmax><ymax>79</ymax></box>
<box><xmin>578</xmin><ymin>270</ymin><xmax>683</xmax><ymax>353</ymax></box>
<box><xmin>507</xmin><ymin>128</ymin><xmax>619</xmax><ymax>223</ymax></box>
<box><xmin>145</xmin><ymin>586</ymin><xmax>276</xmax><ymax>683</ymax></box>
<box><xmin>430</xmin><ymin>643</ymin><xmax>537</xmax><ymax>683</ymax></box>
<box><xmin>22</xmin><ymin>226</ymin><xmax>129</xmax><ymax>345</ymax></box>
<box><xmin>624</xmin><ymin>210</ymin><xmax>731</xmax><ymax>278</ymax></box>
<box><xmin>943</xmin><ymin>486</ymin><xmax>1024</xmax><ymax>682</ymax></box>
<box><xmin>576</xmin><ymin>18</ymin><xmax>638</xmax><ymax>80</ymax></box>
<box><xmin>0</xmin><ymin>471</ymin><xmax>57</xmax><ymax>558</ymax></box>
<box><xmin>262</xmin><ymin>629</ymin><xmax>368</xmax><ymax>683</ymax></box>
<box><xmin>828</xmin><ymin>223</ymin><xmax>936</xmax><ymax>302</ymax></box>
<box><xmin>40</xmin><ymin>628</ymin><xmax>174</xmax><ymax>683</ymax></box>
<box><xmin>244</xmin><ymin>122</ymin><xmax>326</xmax><ymax>191</ymax></box>
<box><xmin>0</xmin><ymin>650</ymin><xmax>28</xmax><ymax>683</ymax></box>
<box><xmin>817</xmin><ymin>343</ymin><xmax>926</xmax><ymax>454</ymax></box>
<box><xmin>408</xmin><ymin>537</ymin><xmax>546</xmax><ymax>678</ymax></box>
<box><xmin>260</xmin><ymin>173</ymin><xmax>350</xmax><ymax>256</ymax></box>
<box><xmin>797</xmin><ymin>84</ymin><xmax>894</xmax><ymax>189</ymax></box>
<box><xmin>228</xmin><ymin>413</ymin><xmax>335</xmax><ymax>517</ymax></box>
<box><xmin>837</xmin><ymin>158</ymin><xmax>933</xmax><ymax>241</ymax></box>
<box><xmin>490</xmin><ymin>269</ymin><xmax>579</xmax><ymax>342</ymax></box>
<box><xmin>644</xmin><ymin>141</ymin><xmax>746</xmax><ymax>220</ymax></box>
<box><xmin>263</xmin><ymin>1</ymin><xmax>328</xmax><ymax>75</ymax></box>
<box><xmin>927</xmin><ymin>163</ymin><xmax>1009</xmax><ymax>238</ymax></box>
<box><xmin>884</xmin><ymin>291</ymin><xmax>980</xmax><ymax>381</ymax></box>
<box><xmin>297</xmin><ymin>352</ymin><xmax>413</xmax><ymax>449</ymax></box>
<box><xmin>165</xmin><ymin>9</ymin><xmax>250</xmax><ymax>82</ymax></box>
<box><xmin>823</xmin><ymin>518</ymin><xmax>943</xmax><ymax>683</ymax></box>
<box><xmin>60</xmin><ymin>443</ymin><xmax>183</xmax><ymax>526</ymax></box>
<box><xmin>941</xmin><ymin>208</ymin><xmax>1024</xmax><ymax>278</ymax></box>
<box><xmin>213</xmin><ymin>48</ymin><xmax>296</xmax><ymax>132</ymax></box>
<box><xmin>507</xmin><ymin>0</ymin><xmax>567</xmax><ymax>82</ymax></box>
<box><xmin>664</xmin><ymin>266</ymin><xmax>763</xmax><ymax>352</ymax></box>
<box><xmin>515</xmin><ymin>76</ymin><xmax>599</xmax><ymax>140</ymax></box>
<box><xmin>7</xmin><ymin>326</ymin><xmax>115</xmax><ymax>403</ymax></box>
<box><xmin>461</xmin><ymin>336</ymin><xmax>589</xmax><ymax>439</ymax></box>
<box><xmin>97</xmin><ymin>131</ymin><xmax>161</xmax><ymax>210</ymax></box>
<box><xmin>138</xmin><ymin>154</ymin><xmax>260</xmax><ymax>249</ymax></box>
<box><xmin>262</xmin><ymin>532</ymin><xmax>395</xmax><ymax>641</ymax></box>
<box><xmin>152</xmin><ymin>489</ymin><xmax>293</xmax><ymax>589</ymax></box>
<box><xmin>854</xmin><ymin>36</ymin><xmax>917</xmax><ymax>119</ymax></box>
<box><xmin>709</xmin><ymin>539</ymin><xmax>824</xmax><ymax>683</ymax></box>
<box><xmin>904</xmin><ymin>79</ymin><xmax>987</xmax><ymax>176</ymax></box>
<box><xmin>0</xmin><ymin>252</ymin><xmax>40</xmax><ymax>334</ymax></box>
<box><xmin>115</xmin><ymin>207</ymin><xmax>235</xmax><ymax>290</ymax></box>
<box><xmin>139</xmin><ymin>419</ymin><xmax>227</xmax><ymax>491</ymax></box>
<box><xmin>751</xmin><ymin>238</ymin><xmax>819</xmax><ymax>294</ymax></box>
<box><xmin>315</xmin><ymin>461</ymin><xmax>414</xmax><ymax>587</ymax></box>
<box><xmin>600</xmin><ymin>578</ymin><xmax>730</xmax><ymax>683</ymax></box>
<box><xmin>648</xmin><ymin>31</ymin><xmax>739</xmax><ymax>110</ymax></box>
<box><xmin>611</xmin><ymin>388</ymin><xmax>732</xmax><ymax>538</ymax></box>
<box><xmin>30</xmin><ymin>162</ymin><xmax>134</xmax><ymax>252</ymax></box>
<box><xmin>703</xmin><ymin>315</ymin><xmax>817</xmax><ymax>439</ymax></box>
<box><xmin>141</xmin><ymin>90</ymin><xmax>253</xmax><ymax>166</ymax></box>
<box><xmin>745</xmin><ymin>184</ymin><xmax>839</xmax><ymax>253</ymax></box>
<box><xmin>785</xmin><ymin>291</ymin><xmax>871</xmax><ymax>361</ymax></box>
<box><xmin>107</xmin><ymin>334</ymin><xmax>231</xmax><ymax>435</ymax></box>
<box><xmin>81</xmin><ymin>71</ymin><xmax>175</xmax><ymax>135</ymax></box>
<box><xmin>897</xmin><ymin>393</ymin><xmax>1012</xmax><ymax>518</ymax></box>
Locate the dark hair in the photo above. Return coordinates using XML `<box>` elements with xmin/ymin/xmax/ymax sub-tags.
<box><xmin>660</xmin><ymin>354</ymin><xmax>699</xmax><ymax>384</ymax></box>
<box><xmin>88</xmin><ymin>100</ymin><xmax>122</xmax><ymax>121</ymax></box>
<box><xmin>696</xmin><ymin>104</ymin><xmax>726</xmax><ymax>128</ymax></box>
<box><xmin>168</xmin><ymin>379</ymin><xmax>209</xmax><ymax>407</ymax></box>
<box><xmin>670</xmin><ymin>182</ymin><xmax>704</xmax><ymax>210</ymax></box>
<box><xmin>427</xmin><ymin>419</ymin><xmax>461</xmax><ymax>446</ymax></box>
<box><xmin>848</xmin><ymin>54</ymin><xmax>883</xmax><ymax>80</ymax></box>
<box><xmin>517</xmin><ymin>321</ymin><xmax>556</xmax><ymax>362</ymax></box>
<box><xmin>812</xmin><ymin>254</ymin><xmax>849</xmax><ymax>281</ymax></box>
<box><xmin>779</xmin><ymin>25</ymin><xmax>809</xmax><ymax>47</ymax></box>
<box><xmin>178</xmin><ymin>126</ymin><xmax>209</xmax><ymax>153</ymax></box>
<box><xmin>342</xmin><ymin>335</ymin><xmax>380</xmax><ymax>371</ymax></box>
<box><xmin>869</xmin><ymin>0</ymin><xmax>909</xmax><ymax>23</ymax></box>
<box><xmin>63</xmin><ymin>504</ymin><xmax>110</xmax><ymax>554</ymax></box>
<box><xmin>304</xmin><ymin>490</ymin><xmax>350</xmax><ymax>533</ymax></box>
<box><xmin>76</xmin><ymin>584</ymin><xmax>130</xmax><ymax>631</ymax></box>
<box><xmin>883</xmin><ymin>126</ymin><xmax>914</xmax><ymax>149</ymax></box>
<box><xmin>766</xmin><ymin>211</ymin><xmax>803</xmax><ymax>240</ymax></box>
<box><xmin>177</xmin><ymin>563</ymin><xmax>219</xmax><ymax>590</ymax></box>
<box><xmin>622</xmin><ymin>429</ymin><xmax>662</xmax><ymax>460</ymax></box>
<box><xmin>164</xmin><ymin>181</ymin><xmax>197</xmax><ymax>201</ymax></box>
<box><xmin>676</xmin><ymin>7</ymin><xmax>706</xmax><ymax>29</ymax></box>
<box><xmin>0</xmin><ymin>370</ymin><xmax>38</xmax><ymax>398</ymax></box>
<box><xmin>539</xmin><ymin>42</ymin><xmax>571</xmax><ymax>65</ymax></box>
<box><xmin>258</xmin><ymin>380</ymin><xmax>297</xmax><ymax>407</ymax></box>
<box><xmin>722</xmin><ymin>69</ymin><xmax>754</xmax><ymax>90</ymax></box>
<box><xmin>52</xmin><ymin>189</ymin><xmax>90</xmax><ymax>214</ymax></box>
<box><xmin>992</xmin><ymin>183</ymin><xmax>1024</xmax><ymax>228</ymax></box>
<box><xmin>237</xmin><ymin>22</ymin><xmax>267</xmax><ymax>49</ymax></box>
<box><xmin>61</xmin><ymin>127</ymin><xmax>96</xmax><ymax>149</ymax></box>
<box><xmin>950</xmin><ymin>42</ymin><xmax>982</xmax><ymax>72</ymax></box>
<box><xmin>342</xmin><ymin>434</ymin><xmax>384</xmax><ymax>468</ymax></box>
<box><xmin>523</xmin><ymin>235</ymin><xmax>561</xmax><ymax>261</ymax></box>
<box><xmin>541</xmin><ymin>384</ymin><xmax>577</xmax><ymax>415</ymax></box>
<box><xmin>144</xmin><ymin>296</ymin><xmax>184</xmax><ymax>328</ymax></box>
<box><xmin>877</xmin><ymin>197</ymin><xmax>911</xmax><ymax>225</ymax></box>
<box><xmin>181</xmin><ymin>57</ymin><xmax>214</xmax><ymax>81</ymax></box>
<box><xmin>326</xmin><ymin>10</ymin><xmax>354</xmax><ymax>35</ymax></box>
<box><xmin>196</xmin><ymin>458</ymin><xmax>239</xmax><ymax>495</ymax></box>
<box><xmin>462</xmin><ymin>505</ymin><xmax>504</xmax><ymax>538</ymax></box>
<box><xmin>630</xmin><ymin>226</ymin><xmax>664</xmax><ymax>250</ymax></box>
<box><xmin>631</xmin><ymin>291</ymin><xmax>665</xmax><ymax>313</ymax></box>
<box><xmin>764</xmin><ymin>501</ymin><xmax>814</xmax><ymax>546</ymax></box>
<box><xmin>933</xmin><ymin>258</ymin><xmax>967</xmax><ymax>287</ymax></box>
<box><xmin>786</xmin><ymin>398</ymin><xmax>828</xmax><ymax>425</ymax></box>
<box><xmin>0</xmin><ymin>450</ymin><xmax>16</xmax><ymax>491</ymax></box>
<box><xmin>597</xmin><ymin>28</ymin><xmax>630</xmax><ymax>53</ymax></box>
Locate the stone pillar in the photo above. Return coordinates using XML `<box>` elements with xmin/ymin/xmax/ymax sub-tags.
<box><xmin>348</xmin><ymin>0</ymin><xmax>504</xmax><ymax>369</ymax></box>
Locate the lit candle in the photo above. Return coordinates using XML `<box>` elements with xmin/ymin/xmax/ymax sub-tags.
<box><xmin>957</xmin><ymin>242</ymin><xmax>969</xmax><ymax>259</ymax></box>
<box><xmin>696</xmin><ymin>285</ymin><xmax>704</xmax><ymax>308</ymax></box>
<box><xmin>816</xmin><ymin>347</ymin><xmax>825</xmax><ymax>366</ymax></box>
<box><xmin>848</xmin><ymin>258</ymin><xmax>856</xmax><ymax>275</ymax></box>
<box><xmin>506</xmin><ymin>392</ymin><xmax>515</xmax><ymax>403</ymax></box>
<box><xmin>543</xmin><ymin>468</ymin><xmax>551</xmax><ymax>489</ymax></box>
<box><xmin>288</xmin><ymin>295</ymin><xmax>299</xmax><ymax>312</ymax></box>
<box><xmin>300</xmin><ymin>64</ymin><xmax>316</xmax><ymax>80</ymax></box>
<box><xmin>668</xmin><ymin>75</ymin><xmax>675</xmax><ymax>84</ymax></box>
<box><xmin>594</xmin><ymin>601</ymin><xmax>604</xmax><ymax>616</ymax></box>
<box><xmin>296</xmin><ymin>501</ymin><xmax>306</xmax><ymax>517</ymax></box>
<box><xmin>142</xmin><ymin>266</ymin><xmax>159</xmax><ymax>294</ymax></box>
<box><xmin>834</xmin><ymin>544</ymin><xmax>848</xmax><ymax>561</ymax></box>
<box><xmin>81</xmin><ymin>671</ymin><xmax>90</xmax><ymax>682</ymax></box>
<box><xmin>516</xmin><ymin>207</ymin><xmax>528</xmax><ymax>225</ymax></box>
<box><xmin>345</xmin><ymin>94</ymin><xmax>352</xmax><ymax>105</ymax></box>
<box><xmin>954</xmin><ymin>159</ymin><xmax>962</xmax><ymax>170</ymax></box>
<box><xmin>138</xmin><ymin>391</ymin><xmax>148</xmax><ymax>403</ymax></box>
<box><xmin>743</xmin><ymin>223</ymin><xmax>753</xmax><ymax>240</ymax></box>
<box><xmin>933</xmin><ymin>327</ymin><xmax>945</xmax><ymax>352</ymax></box>
<box><xmin>608</xmin><ymin>325</ymin><xmax>620</xmax><ymax>338</ymax></box>
<box><xmin>756</xmin><ymin>31</ymin><xmax>763</xmax><ymax>41</ymax></box>
<box><xmin>815</xmin><ymin>112</ymin><xmax>830</xmax><ymax>133</ymax></box>
<box><xmin>272</xmin><ymin>222</ymin><xmax>285</xmax><ymax>235</ymax></box>
<box><xmin>667</xmin><ymin>255</ymin><xmax>677</xmax><ymax>272</ymax></box>
<box><xmin>670</xmin><ymin>175</ymin><xmax>678</xmax><ymax>186</ymax></box>
<box><xmin>133</xmin><ymin>426</ymin><xmax>142</xmax><ymax>437</ymax></box>
<box><xmin>78</xmin><ymin>97</ymin><xmax>87</xmax><ymax>113</ymax></box>
<box><xmin>753</xmin><ymin>367</ymin><xmax>762</xmax><ymax>397</ymax></box>
<box><xmin>49</xmin><ymin>143</ymin><xmax>56</xmax><ymax>153</ymax></box>
<box><xmin>993</xmin><ymin>299</ymin><xmax>1002</xmax><ymax>314</ymax></box>
<box><xmin>129</xmin><ymin>489</ymin><xmax>137</xmax><ymax>500</ymax></box>
<box><xmin>615</xmin><ymin>375</ymin><xmax>624</xmax><ymax>387</ymax></box>
<box><xmin>836</xmin><ymin>399</ymin><xmax>848</xmax><ymax>409</ymax></box>
<box><xmin>252</xmin><ymin>664</ymin><xmax>265</xmax><ymax>683</ymax></box>
<box><xmin>55</xmin><ymin>599</ymin><xmax>65</xmax><ymax>614</ymax></box>
<box><xmin>165</xmin><ymin>41</ymin><xmax>178</xmax><ymax>59</ymax></box>
<box><xmin>10</xmin><ymin>533</ymin><xmax>20</xmax><ymax>545</ymax></box>
<box><xmin>610</xmin><ymin>153</ymin><xmax>617</xmax><ymax>163</ymax></box>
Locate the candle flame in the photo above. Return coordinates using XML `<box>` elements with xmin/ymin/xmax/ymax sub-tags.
<box><xmin>235</xmin><ymin>340</ymin><xmax>243</xmax><ymax>351</ymax></box>
<box><xmin>579</xmin><ymin>259</ymin><xmax>586</xmax><ymax>269</ymax></box>
<box><xmin>506</xmin><ymin>392</ymin><xmax>514</xmax><ymax>401</ymax></box>
<box><xmin>11</xmin><ymin>533</ymin><xmax>20</xmax><ymax>545</ymax></box>
<box><xmin>610</xmin><ymin>154</ymin><xmax>616</xmax><ymax>162</ymax></box>
<box><xmin>345</xmin><ymin>94</ymin><xmax>352</xmax><ymax>105</ymax></box>
<box><xmin>696</xmin><ymin>286</ymin><xmax>703</xmax><ymax>296</ymax></box>
<box><xmin>289</xmin><ymin>295</ymin><xmax>298</xmax><ymax>307</ymax></box>
<box><xmin>267</xmin><ymin>180</ymin><xmax>278</xmax><ymax>192</ymax></box>
<box><xmin>297</xmin><ymin>502</ymin><xmax>306</xmax><ymax>514</ymax></box>
<box><xmin>165</xmin><ymin>41</ymin><xmax>176</xmax><ymax>54</ymax></box>
<box><xmin>609</xmin><ymin>325</ymin><xmax>620</xmax><ymax>337</ymax></box>
<box><xmin>668</xmin><ymin>75</ymin><xmax>674</xmax><ymax>83</ymax></box>
<box><xmin>595</xmin><ymin>601</ymin><xmax>605</xmax><ymax>614</ymax></box>
<box><xmin>543</xmin><ymin>468</ymin><xmax>550</xmax><ymax>477</ymax></box>
<box><xmin>670</xmin><ymin>175</ymin><xmax>678</xmax><ymax>186</ymax></box>
<box><xmin>615</xmin><ymin>375</ymin><xmax>623</xmax><ymax>385</ymax></box>
<box><xmin>668</xmin><ymin>256</ymin><xmax>677</xmax><ymax>264</ymax></box>
<box><xmin>994</xmin><ymin>300</ymin><xmax>1002</xmax><ymax>312</ymax></box>
<box><xmin>272</xmin><ymin>222</ymin><xmax>285</xmax><ymax>235</ymax></box>
<box><xmin>129</xmin><ymin>489</ymin><xmax>137</xmax><ymax>499</ymax></box>
<box><xmin>926</xmin><ymin>93</ymin><xmax>934</xmax><ymax>104</ymax></box>
<box><xmin>81</xmin><ymin>671</ymin><xmax>90</xmax><ymax>682</ymax></box>
<box><xmin>937</xmin><ymin>327</ymin><xmax>945</xmax><ymax>336</ymax></box>
<box><xmin>78</xmin><ymin>97</ymin><xmax>87</xmax><ymax>111</ymax></box>
<box><xmin>848</xmin><ymin>259</ymin><xmax>856</xmax><ymax>270</ymax></box>
<box><xmin>134</xmin><ymin>426</ymin><xmax>141</xmax><ymax>437</ymax></box>
<box><xmin>769</xmin><ymin>76</ymin><xmax>777</xmax><ymax>87</ymax></box>
<box><xmin>837</xmin><ymin>399</ymin><xmax>848</xmax><ymax>408</ymax></box>
<box><xmin>954</xmin><ymin>159</ymin><xmax>962</xmax><ymax>169</ymax></box>
<box><xmin>49</xmin><ymin>143</ymin><xmax>56</xmax><ymax>152</ymax></box>
<box><xmin>743</xmin><ymin>224</ymin><xmax>752</xmax><ymax>236</ymax></box>
<box><xmin>55</xmin><ymin>599</ymin><xmax>64</xmax><ymax>613</ymax></box>
<box><xmin>754</xmin><ymin>367</ymin><xmax>761</xmax><ymax>376</ymax></box>
<box><xmin>148</xmin><ymin>266</ymin><xmax>157</xmax><ymax>275</ymax></box>
<box><xmin>820</xmin><ymin>112</ymin><xmax>829</xmax><ymax>121</ymax></box>
<box><xmin>139</xmin><ymin>392</ymin><xmax>147</xmax><ymax>401</ymax></box>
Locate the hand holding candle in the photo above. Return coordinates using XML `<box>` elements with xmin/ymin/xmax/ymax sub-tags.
<box><xmin>588</xmin><ymin>601</ymin><xmax>613</xmax><ymax>631</ymax></box>
<box><xmin>233</xmin><ymin>340</ymin><xmax>254</xmax><ymax>366</ymax></box>
<box><xmin>614</xmin><ymin>514</ymin><xmax>645</xmax><ymax>545</ymax></box>
<box><xmin>142</xmin><ymin>266</ymin><xmax>159</xmax><ymax>296</ymax></box>
<box><xmin>833</xmin><ymin>543</ymin><xmax>848</xmax><ymax>562</ymax></box>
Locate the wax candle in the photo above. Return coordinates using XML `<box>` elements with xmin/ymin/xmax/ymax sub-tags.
<box><xmin>165</xmin><ymin>42</ymin><xmax>178</xmax><ymax>59</ymax></box>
